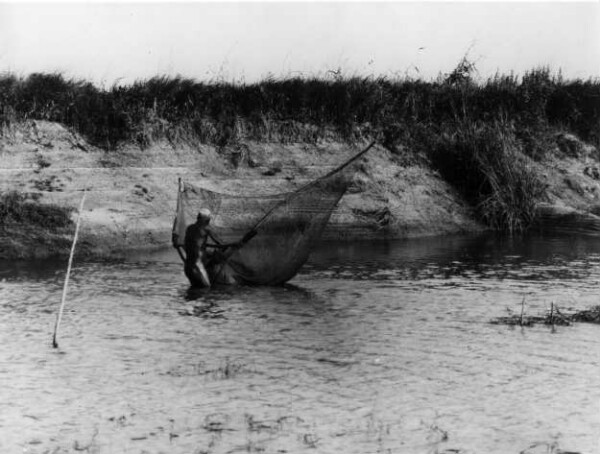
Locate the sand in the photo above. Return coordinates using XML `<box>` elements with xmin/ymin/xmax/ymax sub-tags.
<box><xmin>1</xmin><ymin>120</ymin><xmax>599</xmax><ymax>259</ymax></box>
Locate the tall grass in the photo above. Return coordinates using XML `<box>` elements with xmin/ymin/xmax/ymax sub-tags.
<box><xmin>421</xmin><ymin>121</ymin><xmax>545</xmax><ymax>233</ymax></box>
<box><xmin>0</xmin><ymin>191</ymin><xmax>73</xmax><ymax>230</ymax></box>
<box><xmin>1</xmin><ymin>68</ymin><xmax>598</xmax><ymax>150</ymax></box>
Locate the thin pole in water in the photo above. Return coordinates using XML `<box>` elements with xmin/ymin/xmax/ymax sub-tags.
<box><xmin>520</xmin><ymin>296</ymin><xmax>526</xmax><ymax>326</ymax></box>
<box><xmin>52</xmin><ymin>191</ymin><xmax>86</xmax><ymax>349</ymax></box>
<box><xmin>174</xmin><ymin>177</ymin><xmax>186</xmax><ymax>264</ymax></box>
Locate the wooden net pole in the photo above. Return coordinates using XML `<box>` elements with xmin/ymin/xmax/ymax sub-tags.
<box><xmin>174</xmin><ymin>178</ymin><xmax>186</xmax><ymax>263</ymax></box>
<box><xmin>52</xmin><ymin>192</ymin><xmax>86</xmax><ymax>349</ymax></box>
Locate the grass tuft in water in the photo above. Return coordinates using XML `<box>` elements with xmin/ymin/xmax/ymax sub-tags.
<box><xmin>163</xmin><ymin>357</ymin><xmax>248</xmax><ymax>379</ymax></box>
<box><xmin>491</xmin><ymin>302</ymin><xmax>600</xmax><ymax>327</ymax></box>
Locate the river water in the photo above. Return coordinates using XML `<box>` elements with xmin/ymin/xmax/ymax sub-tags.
<box><xmin>1</xmin><ymin>234</ymin><xmax>599</xmax><ymax>454</ymax></box>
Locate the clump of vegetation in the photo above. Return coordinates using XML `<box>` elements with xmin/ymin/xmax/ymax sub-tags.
<box><xmin>421</xmin><ymin>121</ymin><xmax>545</xmax><ymax>233</ymax></box>
<box><xmin>163</xmin><ymin>357</ymin><xmax>247</xmax><ymax>380</ymax></box>
<box><xmin>0</xmin><ymin>191</ymin><xmax>73</xmax><ymax>230</ymax></box>
<box><xmin>491</xmin><ymin>301</ymin><xmax>600</xmax><ymax>327</ymax></box>
<box><xmin>568</xmin><ymin>305</ymin><xmax>600</xmax><ymax>323</ymax></box>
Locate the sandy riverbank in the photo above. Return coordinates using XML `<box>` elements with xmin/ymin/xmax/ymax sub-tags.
<box><xmin>1</xmin><ymin>120</ymin><xmax>599</xmax><ymax>259</ymax></box>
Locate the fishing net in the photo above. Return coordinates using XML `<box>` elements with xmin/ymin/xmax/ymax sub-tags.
<box><xmin>172</xmin><ymin>142</ymin><xmax>374</xmax><ymax>285</ymax></box>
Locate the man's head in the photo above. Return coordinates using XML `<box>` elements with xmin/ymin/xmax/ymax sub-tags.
<box><xmin>197</xmin><ymin>208</ymin><xmax>212</xmax><ymax>225</ymax></box>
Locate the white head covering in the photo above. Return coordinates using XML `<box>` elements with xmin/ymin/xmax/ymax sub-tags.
<box><xmin>197</xmin><ymin>208</ymin><xmax>212</xmax><ymax>220</ymax></box>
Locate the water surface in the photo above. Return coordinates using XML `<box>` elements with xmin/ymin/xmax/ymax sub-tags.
<box><xmin>1</xmin><ymin>234</ymin><xmax>599</xmax><ymax>454</ymax></box>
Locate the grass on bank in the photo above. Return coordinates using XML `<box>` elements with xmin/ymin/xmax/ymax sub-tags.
<box><xmin>1</xmin><ymin>64</ymin><xmax>598</xmax><ymax>233</ymax></box>
<box><xmin>1</xmin><ymin>67</ymin><xmax>598</xmax><ymax>150</ymax></box>
<box><xmin>0</xmin><ymin>191</ymin><xmax>75</xmax><ymax>258</ymax></box>
<box><xmin>0</xmin><ymin>191</ymin><xmax>73</xmax><ymax>230</ymax></box>
<box><xmin>420</xmin><ymin>121</ymin><xmax>545</xmax><ymax>234</ymax></box>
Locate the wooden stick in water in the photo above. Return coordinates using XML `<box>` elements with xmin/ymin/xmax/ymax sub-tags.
<box><xmin>174</xmin><ymin>178</ymin><xmax>186</xmax><ymax>264</ymax></box>
<box><xmin>175</xmin><ymin>246</ymin><xmax>186</xmax><ymax>263</ymax></box>
<box><xmin>52</xmin><ymin>192</ymin><xmax>86</xmax><ymax>349</ymax></box>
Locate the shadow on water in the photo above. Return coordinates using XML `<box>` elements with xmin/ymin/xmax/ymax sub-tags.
<box><xmin>306</xmin><ymin>233</ymin><xmax>600</xmax><ymax>282</ymax></box>
<box><xmin>319</xmin><ymin>233</ymin><xmax>600</xmax><ymax>264</ymax></box>
<box><xmin>5</xmin><ymin>232</ymin><xmax>600</xmax><ymax>284</ymax></box>
<box><xmin>180</xmin><ymin>282</ymin><xmax>327</xmax><ymax>320</ymax></box>
<box><xmin>0</xmin><ymin>256</ymin><xmax>68</xmax><ymax>282</ymax></box>
<box><xmin>184</xmin><ymin>282</ymin><xmax>318</xmax><ymax>302</ymax></box>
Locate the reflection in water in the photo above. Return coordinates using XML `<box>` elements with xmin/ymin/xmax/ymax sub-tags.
<box><xmin>1</xmin><ymin>234</ymin><xmax>600</xmax><ymax>454</ymax></box>
<box><xmin>308</xmin><ymin>234</ymin><xmax>600</xmax><ymax>283</ymax></box>
<box><xmin>182</xmin><ymin>284</ymin><xmax>325</xmax><ymax>322</ymax></box>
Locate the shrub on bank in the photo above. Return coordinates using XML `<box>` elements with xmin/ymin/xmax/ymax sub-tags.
<box><xmin>421</xmin><ymin>121</ymin><xmax>545</xmax><ymax>234</ymax></box>
<box><xmin>0</xmin><ymin>192</ymin><xmax>73</xmax><ymax>230</ymax></box>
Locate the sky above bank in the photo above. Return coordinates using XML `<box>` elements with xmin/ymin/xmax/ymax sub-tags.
<box><xmin>0</xmin><ymin>2</ymin><xmax>598</xmax><ymax>85</ymax></box>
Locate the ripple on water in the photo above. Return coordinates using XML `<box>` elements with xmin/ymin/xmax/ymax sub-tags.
<box><xmin>1</xmin><ymin>235</ymin><xmax>600</xmax><ymax>453</ymax></box>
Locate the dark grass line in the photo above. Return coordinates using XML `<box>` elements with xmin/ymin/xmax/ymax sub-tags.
<box><xmin>1</xmin><ymin>67</ymin><xmax>599</xmax><ymax>150</ymax></box>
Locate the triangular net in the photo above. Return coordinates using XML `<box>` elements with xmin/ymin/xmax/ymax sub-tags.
<box><xmin>173</xmin><ymin>142</ymin><xmax>374</xmax><ymax>285</ymax></box>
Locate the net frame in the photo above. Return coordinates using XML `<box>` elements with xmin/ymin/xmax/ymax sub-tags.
<box><xmin>173</xmin><ymin>141</ymin><xmax>376</xmax><ymax>285</ymax></box>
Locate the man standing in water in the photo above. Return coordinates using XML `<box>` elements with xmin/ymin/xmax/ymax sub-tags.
<box><xmin>184</xmin><ymin>208</ymin><xmax>241</xmax><ymax>287</ymax></box>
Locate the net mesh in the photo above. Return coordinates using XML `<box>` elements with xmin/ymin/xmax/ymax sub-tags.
<box><xmin>172</xmin><ymin>142</ymin><xmax>374</xmax><ymax>285</ymax></box>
